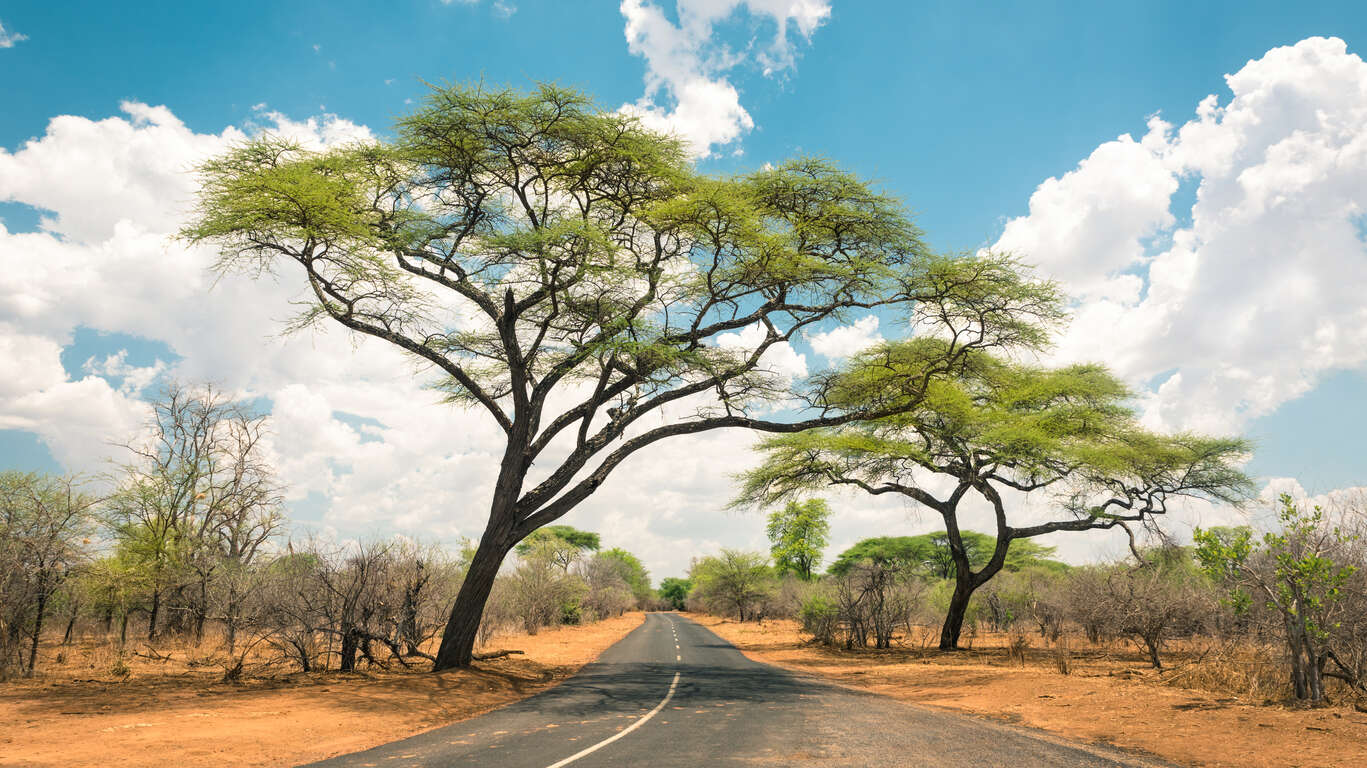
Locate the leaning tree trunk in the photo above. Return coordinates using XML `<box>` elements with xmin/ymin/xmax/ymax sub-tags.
<box><xmin>939</xmin><ymin>569</ymin><xmax>976</xmax><ymax>650</ymax></box>
<box><xmin>432</xmin><ymin>533</ymin><xmax>512</xmax><ymax>670</ymax></box>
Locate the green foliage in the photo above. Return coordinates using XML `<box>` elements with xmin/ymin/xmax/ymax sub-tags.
<box><xmin>766</xmin><ymin>499</ymin><xmax>831</xmax><ymax>580</ymax></box>
<box><xmin>828</xmin><ymin>531</ymin><xmax>1065</xmax><ymax>578</ymax></box>
<box><xmin>1195</xmin><ymin>494</ymin><xmax>1358</xmax><ymax>702</ymax></box>
<box><xmin>828</xmin><ymin>536</ymin><xmax>936</xmax><ymax>576</ymax></box>
<box><xmin>689</xmin><ymin>550</ymin><xmax>776</xmax><ymax>621</ymax></box>
<box><xmin>658</xmin><ymin>577</ymin><xmax>692</xmax><ymax>610</ymax></box>
<box><xmin>596</xmin><ymin>547</ymin><xmax>652</xmax><ymax>601</ymax></box>
<box><xmin>0</xmin><ymin>471</ymin><xmax>98</xmax><ymax>673</ymax></box>
<box><xmin>1196</xmin><ymin>494</ymin><xmax>1355</xmax><ymax>641</ymax></box>
<box><xmin>516</xmin><ymin>526</ymin><xmax>601</xmax><ymax>556</ymax></box>
<box><xmin>798</xmin><ymin>592</ymin><xmax>839</xmax><ymax>645</ymax></box>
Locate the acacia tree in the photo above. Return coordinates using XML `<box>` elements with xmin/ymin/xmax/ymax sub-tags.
<box><xmin>0</xmin><ymin>472</ymin><xmax>97</xmax><ymax>675</ymax></box>
<box><xmin>184</xmin><ymin>83</ymin><xmax>1060</xmax><ymax>669</ymax></box>
<box><xmin>766</xmin><ymin>498</ymin><xmax>831</xmax><ymax>580</ymax></box>
<box><xmin>105</xmin><ymin>383</ymin><xmax>283</xmax><ymax>642</ymax></box>
<box><xmin>690</xmin><ymin>549</ymin><xmax>775</xmax><ymax>621</ymax></box>
<box><xmin>736</xmin><ymin>352</ymin><xmax>1252</xmax><ymax>649</ymax></box>
<box><xmin>514</xmin><ymin>525</ymin><xmax>600</xmax><ymax>572</ymax></box>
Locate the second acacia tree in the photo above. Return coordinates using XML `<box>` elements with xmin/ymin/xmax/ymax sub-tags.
<box><xmin>737</xmin><ymin>350</ymin><xmax>1253</xmax><ymax>649</ymax></box>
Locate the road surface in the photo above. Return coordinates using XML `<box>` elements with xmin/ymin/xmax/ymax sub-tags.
<box><xmin>303</xmin><ymin>613</ymin><xmax>1169</xmax><ymax>767</ymax></box>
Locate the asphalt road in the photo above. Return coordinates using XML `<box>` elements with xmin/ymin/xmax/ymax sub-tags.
<box><xmin>303</xmin><ymin>613</ymin><xmax>1171</xmax><ymax>768</ymax></box>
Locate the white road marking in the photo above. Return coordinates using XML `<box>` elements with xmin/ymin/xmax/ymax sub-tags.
<box><xmin>676</xmin><ymin>654</ymin><xmax>681</xmax><ymax>661</ymax></box>
<box><xmin>543</xmin><ymin>672</ymin><xmax>682</xmax><ymax>768</ymax></box>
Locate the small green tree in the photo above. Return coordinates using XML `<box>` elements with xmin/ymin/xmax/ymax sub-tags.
<box><xmin>828</xmin><ymin>536</ymin><xmax>937</xmax><ymax>576</ymax></box>
<box><xmin>765</xmin><ymin>499</ymin><xmax>831</xmax><ymax>580</ymax></box>
<box><xmin>689</xmin><ymin>550</ymin><xmax>776</xmax><ymax>621</ymax></box>
<box><xmin>0</xmin><ymin>472</ymin><xmax>98</xmax><ymax>675</ymax></box>
<box><xmin>595</xmin><ymin>548</ymin><xmax>652</xmax><ymax>603</ymax></box>
<box><xmin>1196</xmin><ymin>494</ymin><xmax>1358</xmax><ymax>704</ymax></box>
<box><xmin>515</xmin><ymin>525</ymin><xmax>600</xmax><ymax>572</ymax></box>
<box><xmin>658</xmin><ymin>577</ymin><xmax>692</xmax><ymax>610</ymax></box>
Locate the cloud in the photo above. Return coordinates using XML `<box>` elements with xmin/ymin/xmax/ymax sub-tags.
<box><xmin>995</xmin><ymin>37</ymin><xmax>1367</xmax><ymax>436</ymax></box>
<box><xmin>619</xmin><ymin>0</ymin><xmax>830</xmax><ymax>157</ymax></box>
<box><xmin>716</xmin><ymin>322</ymin><xmax>809</xmax><ymax>380</ymax></box>
<box><xmin>809</xmin><ymin>316</ymin><xmax>882</xmax><ymax>363</ymax></box>
<box><xmin>0</xmin><ymin>20</ymin><xmax>26</xmax><ymax>48</ymax></box>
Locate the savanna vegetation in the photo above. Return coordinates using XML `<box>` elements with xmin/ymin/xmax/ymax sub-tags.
<box><xmin>680</xmin><ymin>489</ymin><xmax>1367</xmax><ymax>708</ymax></box>
<box><xmin>3</xmin><ymin>81</ymin><xmax>1360</xmax><ymax>768</ymax></box>
<box><xmin>0</xmin><ymin>383</ymin><xmax>658</xmax><ymax>683</ymax></box>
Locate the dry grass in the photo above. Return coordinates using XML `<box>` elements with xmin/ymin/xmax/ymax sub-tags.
<box><xmin>0</xmin><ymin>612</ymin><xmax>645</xmax><ymax>768</ymax></box>
<box><xmin>697</xmin><ymin>615</ymin><xmax>1367</xmax><ymax>768</ymax></box>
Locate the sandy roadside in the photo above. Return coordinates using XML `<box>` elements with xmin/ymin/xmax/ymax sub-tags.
<box><xmin>696</xmin><ymin>614</ymin><xmax>1367</xmax><ymax>768</ymax></box>
<box><xmin>0</xmin><ymin>612</ymin><xmax>645</xmax><ymax>768</ymax></box>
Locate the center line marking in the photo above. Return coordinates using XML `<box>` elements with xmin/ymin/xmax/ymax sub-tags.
<box><xmin>543</xmin><ymin>672</ymin><xmax>681</xmax><ymax>768</ymax></box>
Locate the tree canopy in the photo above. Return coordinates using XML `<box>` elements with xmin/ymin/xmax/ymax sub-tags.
<box><xmin>766</xmin><ymin>498</ymin><xmax>831</xmax><ymax>580</ymax></box>
<box><xmin>736</xmin><ymin>350</ymin><xmax>1252</xmax><ymax>648</ymax></box>
<box><xmin>827</xmin><ymin>531</ymin><xmax>1064</xmax><ymax>578</ymax></box>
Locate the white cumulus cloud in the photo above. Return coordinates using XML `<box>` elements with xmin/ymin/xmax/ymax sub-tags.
<box><xmin>809</xmin><ymin>316</ymin><xmax>882</xmax><ymax>363</ymax></box>
<box><xmin>619</xmin><ymin>0</ymin><xmax>830</xmax><ymax>157</ymax></box>
<box><xmin>995</xmin><ymin>37</ymin><xmax>1367</xmax><ymax>436</ymax></box>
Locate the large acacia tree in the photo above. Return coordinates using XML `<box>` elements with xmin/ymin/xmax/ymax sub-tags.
<box><xmin>736</xmin><ymin>351</ymin><xmax>1253</xmax><ymax>649</ymax></box>
<box><xmin>184</xmin><ymin>83</ymin><xmax>1060</xmax><ymax>669</ymax></box>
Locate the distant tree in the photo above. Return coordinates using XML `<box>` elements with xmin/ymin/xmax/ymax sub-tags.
<box><xmin>579</xmin><ymin>554</ymin><xmax>635</xmax><ymax>619</ymax></box>
<box><xmin>185</xmin><ymin>81</ymin><xmax>1062</xmax><ymax>668</ymax></box>
<box><xmin>766</xmin><ymin>499</ymin><xmax>831</xmax><ymax>580</ymax></box>
<box><xmin>738</xmin><ymin>354</ymin><xmax>1252</xmax><ymax>650</ymax></box>
<box><xmin>658</xmin><ymin>577</ymin><xmax>692</xmax><ymax>611</ymax></box>
<box><xmin>1102</xmin><ymin>549</ymin><xmax>1213</xmax><ymax>669</ymax></box>
<box><xmin>828</xmin><ymin>531</ymin><xmax>1064</xmax><ymax>580</ymax></box>
<box><xmin>104</xmin><ymin>383</ymin><xmax>283</xmax><ymax>643</ymax></box>
<box><xmin>595</xmin><ymin>548</ymin><xmax>652</xmax><ymax>603</ymax></box>
<box><xmin>690</xmin><ymin>550</ymin><xmax>776</xmax><ymax>621</ymax></box>
<box><xmin>0</xmin><ymin>472</ymin><xmax>97</xmax><ymax>675</ymax></box>
<box><xmin>828</xmin><ymin>536</ymin><xmax>936</xmax><ymax>577</ymax></box>
<box><xmin>515</xmin><ymin>525</ymin><xmax>601</xmax><ymax>575</ymax></box>
<box><xmin>1196</xmin><ymin>494</ymin><xmax>1359</xmax><ymax>704</ymax></box>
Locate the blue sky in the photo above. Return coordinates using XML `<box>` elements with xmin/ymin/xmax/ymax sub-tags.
<box><xmin>3</xmin><ymin>1</ymin><xmax>1363</xmax><ymax>250</ymax></box>
<box><xmin>2</xmin><ymin>1</ymin><xmax>1365</xmax><ymax>570</ymax></box>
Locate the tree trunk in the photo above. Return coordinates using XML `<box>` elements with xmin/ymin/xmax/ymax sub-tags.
<box><xmin>401</xmin><ymin>568</ymin><xmax>422</xmax><ymax>656</ymax></box>
<box><xmin>193</xmin><ymin>578</ymin><xmax>208</xmax><ymax>646</ymax></box>
<box><xmin>433</xmin><ymin>534</ymin><xmax>511</xmax><ymax>670</ymax></box>
<box><xmin>1145</xmin><ymin>635</ymin><xmax>1163</xmax><ymax>669</ymax></box>
<box><xmin>339</xmin><ymin>629</ymin><xmax>359</xmax><ymax>672</ymax></box>
<box><xmin>147</xmin><ymin>588</ymin><xmax>161</xmax><ymax>641</ymax></box>
<box><xmin>939</xmin><ymin>569</ymin><xmax>975</xmax><ymax>650</ymax></box>
<box><xmin>27</xmin><ymin>590</ymin><xmax>48</xmax><ymax>675</ymax></box>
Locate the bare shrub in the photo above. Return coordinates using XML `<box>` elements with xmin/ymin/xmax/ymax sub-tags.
<box><xmin>1007</xmin><ymin>631</ymin><xmax>1030</xmax><ymax>667</ymax></box>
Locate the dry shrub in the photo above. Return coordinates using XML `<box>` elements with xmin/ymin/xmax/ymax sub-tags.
<box><xmin>1007</xmin><ymin>631</ymin><xmax>1030</xmax><ymax>667</ymax></box>
<box><xmin>1053</xmin><ymin>635</ymin><xmax>1073</xmax><ymax>675</ymax></box>
<box><xmin>1162</xmin><ymin>641</ymin><xmax>1288</xmax><ymax>701</ymax></box>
